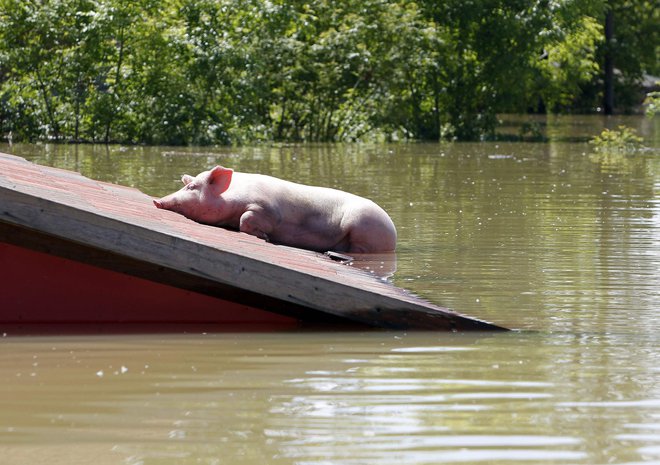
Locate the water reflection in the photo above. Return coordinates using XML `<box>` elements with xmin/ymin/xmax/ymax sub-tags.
<box><xmin>345</xmin><ymin>252</ymin><xmax>398</xmax><ymax>280</ymax></box>
<box><xmin>268</xmin><ymin>333</ymin><xmax>660</xmax><ymax>465</ymax></box>
<box><xmin>3</xmin><ymin>332</ymin><xmax>659</xmax><ymax>464</ymax></box>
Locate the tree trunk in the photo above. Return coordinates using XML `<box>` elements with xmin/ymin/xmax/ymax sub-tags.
<box><xmin>35</xmin><ymin>65</ymin><xmax>59</xmax><ymax>140</ymax></box>
<box><xmin>105</xmin><ymin>26</ymin><xmax>125</xmax><ymax>144</ymax></box>
<box><xmin>604</xmin><ymin>9</ymin><xmax>614</xmax><ymax>115</ymax></box>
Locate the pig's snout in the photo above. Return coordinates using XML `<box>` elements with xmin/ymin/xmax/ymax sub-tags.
<box><xmin>153</xmin><ymin>196</ymin><xmax>183</xmax><ymax>215</ymax></box>
<box><xmin>153</xmin><ymin>197</ymin><xmax>178</xmax><ymax>211</ymax></box>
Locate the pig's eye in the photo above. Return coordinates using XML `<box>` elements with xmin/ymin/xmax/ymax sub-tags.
<box><xmin>185</xmin><ymin>183</ymin><xmax>198</xmax><ymax>191</ymax></box>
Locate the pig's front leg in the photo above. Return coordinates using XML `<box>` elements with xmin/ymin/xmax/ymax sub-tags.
<box><xmin>239</xmin><ymin>210</ymin><xmax>273</xmax><ymax>242</ymax></box>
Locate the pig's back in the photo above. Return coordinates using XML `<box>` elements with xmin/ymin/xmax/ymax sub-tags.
<box><xmin>237</xmin><ymin>173</ymin><xmax>364</xmax><ymax>250</ymax></box>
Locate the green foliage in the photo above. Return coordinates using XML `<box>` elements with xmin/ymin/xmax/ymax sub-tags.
<box><xmin>644</xmin><ymin>88</ymin><xmax>660</xmax><ymax>118</ymax></box>
<box><xmin>588</xmin><ymin>124</ymin><xmax>646</xmax><ymax>174</ymax></box>
<box><xmin>535</xmin><ymin>16</ymin><xmax>603</xmax><ymax>110</ymax></box>
<box><xmin>605</xmin><ymin>0</ymin><xmax>659</xmax><ymax>111</ymax></box>
<box><xmin>0</xmin><ymin>0</ymin><xmax>655</xmax><ymax>144</ymax></box>
<box><xmin>574</xmin><ymin>0</ymin><xmax>659</xmax><ymax>113</ymax></box>
<box><xmin>589</xmin><ymin>125</ymin><xmax>643</xmax><ymax>152</ymax></box>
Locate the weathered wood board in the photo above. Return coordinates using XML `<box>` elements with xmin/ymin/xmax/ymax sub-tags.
<box><xmin>0</xmin><ymin>151</ymin><xmax>507</xmax><ymax>331</ymax></box>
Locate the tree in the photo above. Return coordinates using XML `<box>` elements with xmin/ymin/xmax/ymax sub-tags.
<box><xmin>0</xmin><ymin>0</ymin><xmax>655</xmax><ymax>144</ymax></box>
<box><xmin>602</xmin><ymin>0</ymin><xmax>659</xmax><ymax>113</ymax></box>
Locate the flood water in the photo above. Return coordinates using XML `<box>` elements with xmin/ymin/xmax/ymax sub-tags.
<box><xmin>1</xmin><ymin>115</ymin><xmax>659</xmax><ymax>464</ymax></box>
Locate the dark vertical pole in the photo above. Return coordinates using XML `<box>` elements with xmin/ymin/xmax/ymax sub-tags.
<box><xmin>604</xmin><ymin>8</ymin><xmax>614</xmax><ymax>114</ymax></box>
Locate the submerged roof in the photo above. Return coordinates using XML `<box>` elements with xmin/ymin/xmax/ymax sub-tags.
<box><xmin>0</xmin><ymin>151</ymin><xmax>505</xmax><ymax>331</ymax></box>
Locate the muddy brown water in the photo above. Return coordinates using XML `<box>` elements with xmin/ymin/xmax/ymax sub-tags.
<box><xmin>1</xmin><ymin>115</ymin><xmax>659</xmax><ymax>464</ymax></box>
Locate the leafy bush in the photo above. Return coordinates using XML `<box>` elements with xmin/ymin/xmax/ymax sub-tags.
<box><xmin>589</xmin><ymin>126</ymin><xmax>643</xmax><ymax>152</ymax></box>
<box><xmin>644</xmin><ymin>88</ymin><xmax>660</xmax><ymax>118</ymax></box>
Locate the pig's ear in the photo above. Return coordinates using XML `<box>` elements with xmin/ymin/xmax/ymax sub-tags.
<box><xmin>181</xmin><ymin>174</ymin><xmax>194</xmax><ymax>185</ymax></box>
<box><xmin>208</xmin><ymin>166</ymin><xmax>233</xmax><ymax>194</ymax></box>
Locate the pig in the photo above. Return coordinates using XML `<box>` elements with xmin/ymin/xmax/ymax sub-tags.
<box><xmin>153</xmin><ymin>166</ymin><xmax>397</xmax><ymax>253</ymax></box>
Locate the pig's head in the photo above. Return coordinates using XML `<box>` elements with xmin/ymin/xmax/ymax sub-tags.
<box><xmin>153</xmin><ymin>166</ymin><xmax>234</xmax><ymax>224</ymax></box>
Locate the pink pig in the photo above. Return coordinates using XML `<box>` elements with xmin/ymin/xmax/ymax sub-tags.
<box><xmin>153</xmin><ymin>166</ymin><xmax>397</xmax><ymax>253</ymax></box>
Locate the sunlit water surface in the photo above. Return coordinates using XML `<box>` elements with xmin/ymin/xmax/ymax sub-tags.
<box><xmin>1</xmin><ymin>115</ymin><xmax>659</xmax><ymax>464</ymax></box>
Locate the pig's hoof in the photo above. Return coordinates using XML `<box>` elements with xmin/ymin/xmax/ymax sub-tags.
<box><xmin>325</xmin><ymin>251</ymin><xmax>354</xmax><ymax>264</ymax></box>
